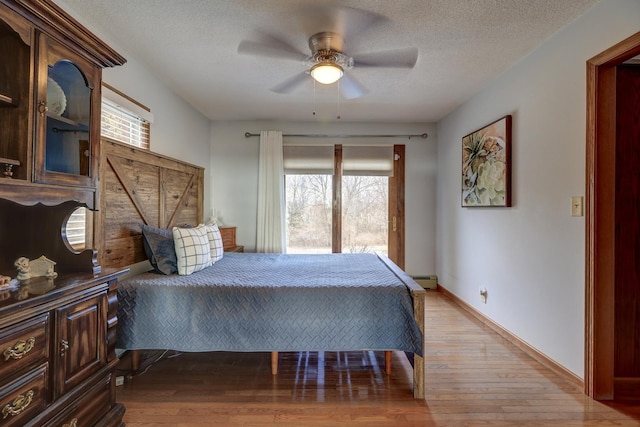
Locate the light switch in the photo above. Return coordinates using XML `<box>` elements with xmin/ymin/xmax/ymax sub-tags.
<box><xmin>571</xmin><ymin>196</ymin><xmax>584</xmax><ymax>217</ymax></box>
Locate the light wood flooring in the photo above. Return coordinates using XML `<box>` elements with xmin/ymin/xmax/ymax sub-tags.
<box><xmin>116</xmin><ymin>290</ymin><xmax>640</xmax><ymax>426</ymax></box>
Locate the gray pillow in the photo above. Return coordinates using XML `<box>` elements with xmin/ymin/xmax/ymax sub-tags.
<box><xmin>141</xmin><ymin>224</ymin><xmax>178</xmax><ymax>275</ymax></box>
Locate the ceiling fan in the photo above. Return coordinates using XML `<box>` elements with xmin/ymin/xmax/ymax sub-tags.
<box><xmin>237</xmin><ymin>6</ymin><xmax>419</xmax><ymax>100</ymax></box>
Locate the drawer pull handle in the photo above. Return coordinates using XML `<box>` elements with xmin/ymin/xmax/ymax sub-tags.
<box><xmin>2</xmin><ymin>389</ymin><xmax>34</xmax><ymax>419</ymax></box>
<box><xmin>3</xmin><ymin>337</ymin><xmax>36</xmax><ymax>361</ymax></box>
<box><xmin>63</xmin><ymin>417</ymin><xmax>78</xmax><ymax>427</ymax></box>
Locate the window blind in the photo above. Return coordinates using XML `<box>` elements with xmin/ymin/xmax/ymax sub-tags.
<box><xmin>65</xmin><ymin>208</ymin><xmax>87</xmax><ymax>251</ymax></box>
<box><xmin>101</xmin><ymin>85</ymin><xmax>153</xmax><ymax>149</ymax></box>
<box><xmin>284</xmin><ymin>145</ymin><xmax>394</xmax><ymax>176</ymax></box>
<box><xmin>283</xmin><ymin>145</ymin><xmax>334</xmax><ymax>175</ymax></box>
<box><xmin>101</xmin><ymin>98</ymin><xmax>151</xmax><ymax>149</ymax></box>
<box><xmin>343</xmin><ymin>145</ymin><xmax>394</xmax><ymax>176</ymax></box>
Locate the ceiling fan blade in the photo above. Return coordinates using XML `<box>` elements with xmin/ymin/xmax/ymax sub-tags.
<box><xmin>271</xmin><ymin>71</ymin><xmax>310</xmax><ymax>94</ymax></box>
<box><xmin>237</xmin><ymin>32</ymin><xmax>308</xmax><ymax>62</ymax></box>
<box><xmin>353</xmin><ymin>47</ymin><xmax>419</xmax><ymax>69</ymax></box>
<box><xmin>340</xmin><ymin>73</ymin><xmax>368</xmax><ymax>100</ymax></box>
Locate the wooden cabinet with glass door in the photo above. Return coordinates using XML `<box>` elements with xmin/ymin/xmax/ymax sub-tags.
<box><xmin>0</xmin><ymin>0</ymin><xmax>126</xmax><ymax>425</ymax></box>
<box><xmin>0</xmin><ymin>0</ymin><xmax>125</xmax><ymax>204</ymax></box>
<box><xmin>0</xmin><ymin>6</ymin><xmax>32</xmax><ymax>182</ymax></box>
<box><xmin>34</xmin><ymin>33</ymin><xmax>100</xmax><ymax>188</ymax></box>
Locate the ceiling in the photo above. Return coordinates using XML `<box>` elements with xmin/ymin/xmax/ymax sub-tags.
<box><xmin>59</xmin><ymin>0</ymin><xmax>599</xmax><ymax>123</ymax></box>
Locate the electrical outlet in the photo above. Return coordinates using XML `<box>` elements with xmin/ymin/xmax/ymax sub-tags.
<box><xmin>480</xmin><ymin>288</ymin><xmax>488</xmax><ymax>304</ymax></box>
<box><xmin>116</xmin><ymin>376</ymin><xmax>124</xmax><ymax>386</ymax></box>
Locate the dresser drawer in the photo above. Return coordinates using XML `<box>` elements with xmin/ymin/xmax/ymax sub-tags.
<box><xmin>46</xmin><ymin>374</ymin><xmax>111</xmax><ymax>427</ymax></box>
<box><xmin>0</xmin><ymin>364</ymin><xmax>47</xmax><ymax>427</ymax></box>
<box><xmin>0</xmin><ymin>314</ymin><xmax>50</xmax><ymax>384</ymax></box>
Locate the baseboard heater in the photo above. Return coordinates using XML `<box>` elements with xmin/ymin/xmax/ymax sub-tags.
<box><xmin>412</xmin><ymin>275</ymin><xmax>437</xmax><ymax>290</ymax></box>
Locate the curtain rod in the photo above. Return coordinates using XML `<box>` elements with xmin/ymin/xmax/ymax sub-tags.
<box><xmin>244</xmin><ymin>132</ymin><xmax>428</xmax><ymax>140</ymax></box>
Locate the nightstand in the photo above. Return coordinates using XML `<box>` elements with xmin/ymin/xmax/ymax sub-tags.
<box><xmin>219</xmin><ymin>226</ymin><xmax>244</xmax><ymax>253</ymax></box>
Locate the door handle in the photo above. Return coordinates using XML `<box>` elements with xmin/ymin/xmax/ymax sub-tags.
<box><xmin>60</xmin><ymin>339</ymin><xmax>69</xmax><ymax>357</ymax></box>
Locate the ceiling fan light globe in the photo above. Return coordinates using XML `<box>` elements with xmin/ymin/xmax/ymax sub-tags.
<box><xmin>310</xmin><ymin>63</ymin><xmax>344</xmax><ymax>84</ymax></box>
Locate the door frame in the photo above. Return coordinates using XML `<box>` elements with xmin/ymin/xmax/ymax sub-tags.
<box><xmin>332</xmin><ymin>145</ymin><xmax>343</xmax><ymax>253</ymax></box>
<box><xmin>388</xmin><ymin>145</ymin><xmax>405</xmax><ymax>268</ymax></box>
<box><xmin>585</xmin><ymin>31</ymin><xmax>640</xmax><ymax>400</ymax></box>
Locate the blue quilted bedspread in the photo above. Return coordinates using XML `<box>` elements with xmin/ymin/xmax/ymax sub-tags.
<box><xmin>116</xmin><ymin>253</ymin><xmax>423</xmax><ymax>356</ymax></box>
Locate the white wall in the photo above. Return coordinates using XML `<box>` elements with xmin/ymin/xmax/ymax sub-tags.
<box><xmin>103</xmin><ymin>62</ymin><xmax>211</xmax><ymax>213</ymax></box>
<box><xmin>210</xmin><ymin>120</ymin><xmax>437</xmax><ymax>276</ymax></box>
<box><xmin>436</xmin><ymin>0</ymin><xmax>640</xmax><ymax>378</ymax></box>
<box><xmin>57</xmin><ymin>0</ymin><xmax>212</xmax><ymax>218</ymax></box>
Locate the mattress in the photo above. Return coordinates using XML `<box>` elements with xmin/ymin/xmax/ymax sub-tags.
<box><xmin>116</xmin><ymin>252</ymin><xmax>423</xmax><ymax>356</ymax></box>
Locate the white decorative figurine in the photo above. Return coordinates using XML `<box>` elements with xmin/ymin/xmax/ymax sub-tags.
<box><xmin>14</xmin><ymin>257</ymin><xmax>32</xmax><ymax>281</ymax></box>
<box><xmin>14</xmin><ymin>255</ymin><xmax>58</xmax><ymax>282</ymax></box>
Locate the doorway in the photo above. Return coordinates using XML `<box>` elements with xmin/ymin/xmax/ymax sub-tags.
<box><xmin>585</xmin><ymin>31</ymin><xmax>640</xmax><ymax>400</ymax></box>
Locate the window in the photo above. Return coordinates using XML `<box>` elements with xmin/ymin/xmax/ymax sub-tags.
<box><xmin>285</xmin><ymin>144</ymin><xmax>396</xmax><ymax>256</ymax></box>
<box><xmin>341</xmin><ymin>175</ymin><xmax>389</xmax><ymax>254</ymax></box>
<box><xmin>101</xmin><ymin>84</ymin><xmax>153</xmax><ymax>149</ymax></box>
<box><xmin>64</xmin><ymin>207</ymin><xmax>93</xmax><ymax>252</ymax></box>
<box><xmin>286</xmin><ymin>174</ymin><xmax>333</xmax><ymax>253</ymax></box>
<box><xmin>284</xmin><ymin>145</ymin><xmax>334</xmax><ymax>253</ymax></box>
<box><xmin>341</xmin><ymin>146</ymin><xmax>393</xmax><ymax>254</ymax></box>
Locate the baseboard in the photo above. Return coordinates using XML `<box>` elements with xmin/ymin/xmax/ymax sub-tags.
<box><xmin>437</xmin><ymin>285</ymin><xmax>584</xmax><ymax>391</ymax></box>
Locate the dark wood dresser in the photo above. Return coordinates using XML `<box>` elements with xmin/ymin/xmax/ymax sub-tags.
<box><xmin>0</xmin><ymin>269</ymin><xmax>128</xmax><ymax>426</ymax></box>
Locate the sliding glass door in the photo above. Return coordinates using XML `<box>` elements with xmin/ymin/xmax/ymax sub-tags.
<box><xmin>285</xmin><ymin>144</ymin><xmax>404</xmax><ymax>266</ymax></box>
<box><xmin>285</xmin><ymin>174</ymin><xmax>332</xmax><ymax>253</ymax></box>
<box><xmin>341</xmin><ymin>175</ymin><xmax>388</xmax><ymax>255</ymax></box>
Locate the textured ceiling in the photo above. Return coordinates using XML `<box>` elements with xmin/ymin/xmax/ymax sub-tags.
<box><xmin>58</xmin><ymin>0</ymin><xmax>598</xmax><ymax>122</ymax></box>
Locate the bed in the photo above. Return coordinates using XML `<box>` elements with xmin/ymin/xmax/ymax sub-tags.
<box><xmin>98</xmin><ymin>140</ymin><xmax>426</xmax><ymax>398</ymax></box>
<box><xmin>117</xmin><ymin>252</ymin><xmax>426</xmax><ymax>398</ymax></box>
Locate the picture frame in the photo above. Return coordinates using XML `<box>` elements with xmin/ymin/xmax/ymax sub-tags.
<box><xmin>461</xmin><ymin>115</ymin><xmax>512</xmax><ymax>207</ymax></box>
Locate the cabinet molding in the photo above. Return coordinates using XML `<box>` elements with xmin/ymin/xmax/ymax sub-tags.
<box><xmin>4</xmin><ymin>0</ymin><xmax>126</xmax><ymax>67</ymax></box>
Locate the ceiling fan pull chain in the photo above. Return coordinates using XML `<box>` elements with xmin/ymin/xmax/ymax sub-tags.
<box><xmin>313</xmin><ymin>79</ymin><xmax>317</xmax><ymax>116</ymax></box>
<box><xmin>337</xmin><ymin>80</ymin><xmax>341</xmax><ymax>120</ymax></box>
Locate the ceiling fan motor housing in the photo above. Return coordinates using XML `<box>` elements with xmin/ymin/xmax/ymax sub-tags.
<box><xmin>307</xmin><ymin>32</ymin><xmax>353</xmax><ymax>70</ymax></box>
<box><xmin>309</xmin><ymin>31</ymin><xmax>344</xmax><ymax>53</ymax></box>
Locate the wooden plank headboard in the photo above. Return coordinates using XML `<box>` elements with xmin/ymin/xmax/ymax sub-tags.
<box><xmin>98</xmin><ymin>139</ymin><xmax>204</xmax><ymax>268</ymax></box>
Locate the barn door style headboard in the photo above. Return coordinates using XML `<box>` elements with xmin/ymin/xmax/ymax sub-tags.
<box><xmin>98</xmin><ymin>139</ymin><xmax>204</xmax><ymax>268</ymax></box>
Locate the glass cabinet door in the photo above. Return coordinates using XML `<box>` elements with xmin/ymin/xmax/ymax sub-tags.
<box><xmin>0</xmin><ymin>7</ymin><xmax>32</xmax><ymax>181</ymax></box>
<box><xmin>34</xmin><ymin>33</ymin><xmax>99</xmax><ymax>188</ymax></box>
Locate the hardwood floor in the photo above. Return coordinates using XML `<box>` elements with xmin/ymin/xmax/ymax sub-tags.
<box><xmin>116</xmin><ymin>291</ymin><xmax>639</xmax><ymax>426</ymax></box>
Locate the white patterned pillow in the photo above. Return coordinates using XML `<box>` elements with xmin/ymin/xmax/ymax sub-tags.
<box><xmin>172</xmin><ymin>226</ymin><xmax>212</xmax><ymax>275</ymax></box>
<box><xmin>205</xmin><ymin>224</ymin><xmax>224</xmax><ymax>263</ymax></box>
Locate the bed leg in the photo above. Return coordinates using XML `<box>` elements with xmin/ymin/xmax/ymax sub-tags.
<box><xmin>384</xmin><ymin>350</ymin><xmax>392</xmax><ymax>375</ymax></box>
<box><xmin>412</xmin><ymin>288</ymin><xmax>426</xmax><ymax>399</ymax></box>
<box><xmin>131</xmin><ymin>349</ymin><xmax>140</xmax><ymax>373</ymax></box>
<box><xmin>271</xmin><ymin>351</ymin><xmax>278</xmax><ymax>375</ymax></box>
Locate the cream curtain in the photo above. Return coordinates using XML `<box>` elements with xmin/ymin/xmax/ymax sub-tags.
<box><xmin>256</xmin><ymin>130</ymin><xmax>286</xmax><ymax>253</ymax></box>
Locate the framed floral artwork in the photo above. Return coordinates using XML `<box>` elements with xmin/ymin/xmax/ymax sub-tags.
<box><xmin>462</xmin><ymin>115</ymin><xmax>512</xmax><ymax>207</ymax></box>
